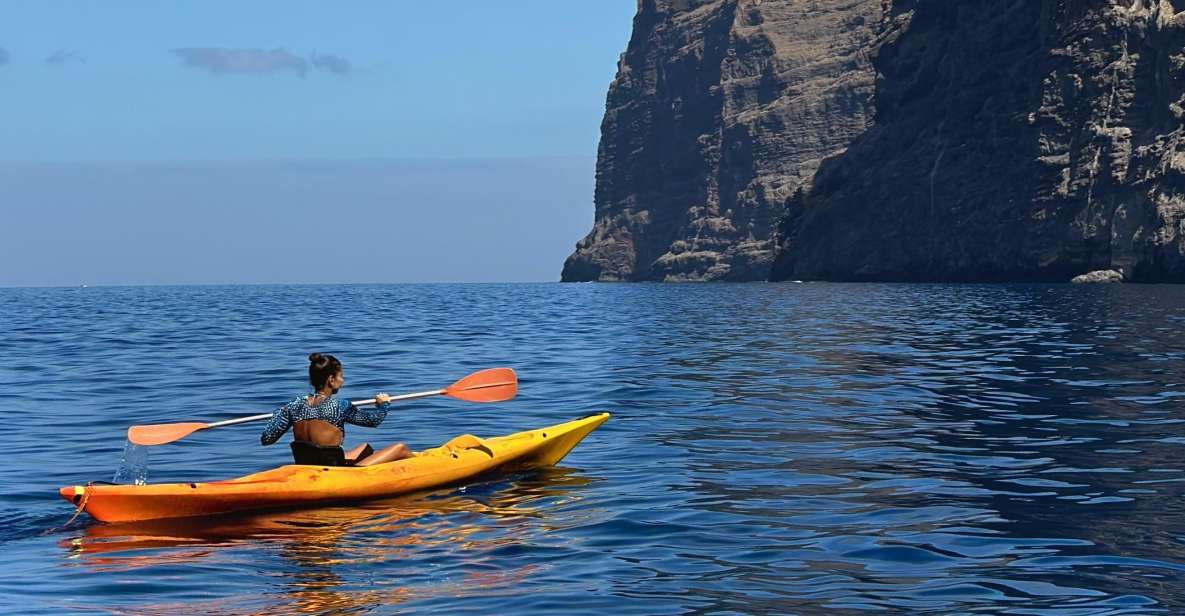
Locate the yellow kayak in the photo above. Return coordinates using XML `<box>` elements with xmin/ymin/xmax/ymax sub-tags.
<box><xmin>60</xmin><ymin>413</ymin><xmax>609</xmax><ymax>523</ymax></box>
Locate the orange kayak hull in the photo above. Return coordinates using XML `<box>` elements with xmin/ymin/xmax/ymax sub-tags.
<box><xmin>60</xmin><ymin>413</ymin><xmax>609</xmax><ymax>523</ymax></box>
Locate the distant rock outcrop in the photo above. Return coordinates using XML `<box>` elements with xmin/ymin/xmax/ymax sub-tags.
<box><xmin>771</xmin><ymin>0</ymin><xmax>1185</xmax><ymax>282</ymax></box>
<box><xmin>1072</xmin><ymin>269</ymin><xmax>1124</xmax><ymax>283</ymax></box>
<box><xmin>562</xmin><ymin>0</ymin><xmax>885</xmax><ymax>281</ymax></box>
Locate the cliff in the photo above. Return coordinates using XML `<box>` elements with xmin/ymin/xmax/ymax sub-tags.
<box><xmin>562</xmin><ymin>0</ymin><xmax>886</xmax><ymax>281</ymax></box>
<box><xmin>771</xmin><ymin>0</ymin><xmax>1185</xmax><ymax>282</ymax></box>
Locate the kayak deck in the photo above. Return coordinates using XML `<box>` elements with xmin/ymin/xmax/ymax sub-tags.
<box><xmin>61</xmin><ymin>413</ymin><xmax>609</xmax><ymax>523</ymax></box>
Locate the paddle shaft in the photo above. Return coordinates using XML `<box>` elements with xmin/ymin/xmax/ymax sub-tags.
<box><xmin>127</xmin><ymin>367</ymin><xmax>516</xmax><ymax>446</ymax></box>
<box><xmin>205</xmin><ymin>388</ymin><xmax>447</xmax><ymax>429</ymax></box>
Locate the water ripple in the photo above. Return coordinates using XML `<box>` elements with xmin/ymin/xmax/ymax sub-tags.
<box><xmin>1</xmin><ymin>283</ymin><xmax>1184</xmax><ymax>613</ymax></box>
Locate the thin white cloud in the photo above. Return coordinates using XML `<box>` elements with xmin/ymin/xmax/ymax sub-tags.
<box><xmin>310</xmin><ymin>52</ymin><xmax>351</xmax><ymax>75</ymax></box>
<box><xmin>46</xmin><ymin>50</ymin><xmax>85</xmax><ymax>65</ymax></box>
<box><xmin>171</xmin><ymin>47</ymin><xmax>309</xmax><ymax>76</ymax></box>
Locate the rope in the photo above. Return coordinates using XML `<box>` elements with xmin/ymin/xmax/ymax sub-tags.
<box><xmin>61</xmin><ymin>483</ymin><xmax>92</xmax><ymax>528</ymax></box>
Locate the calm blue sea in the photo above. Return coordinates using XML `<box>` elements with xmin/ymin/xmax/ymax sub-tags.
<box><xmin>2</xmin><ymin>283</ymin><xmax>1185</xmax><ymax>614</ymax></box>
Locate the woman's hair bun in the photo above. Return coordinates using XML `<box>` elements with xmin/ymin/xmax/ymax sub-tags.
<box><xmin>307</xmin><ymin>352</ymin><xmax>342</xmax><ymax>389</ymax></box>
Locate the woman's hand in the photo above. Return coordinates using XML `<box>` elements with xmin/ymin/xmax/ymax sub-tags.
<box><xmin>375</xmin><ymin>392</ymin><xmax>391</xmax><ymax>405</ymax></box>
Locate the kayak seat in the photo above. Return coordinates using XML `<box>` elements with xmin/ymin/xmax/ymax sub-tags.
<box><xmin>291</xmin><ymin>441</ymin><xmax>348</xmax><ymax>466</ymax></box>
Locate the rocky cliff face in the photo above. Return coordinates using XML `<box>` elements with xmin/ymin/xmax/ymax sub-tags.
<box><xmin>562</xmin><ymin>0</ymin><xmax>886</xmax><ymax>281</ymax></box>
<box><xmin>772</xmin><ymin>0</ymin><xmax>1185</xmax><ymax>282</ymax></box>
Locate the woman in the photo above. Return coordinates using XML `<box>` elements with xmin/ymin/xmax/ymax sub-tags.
<box><xmin>261</xmin><ymin>353</ymin><xmax>412</xmax><ymax>466</ymax></box>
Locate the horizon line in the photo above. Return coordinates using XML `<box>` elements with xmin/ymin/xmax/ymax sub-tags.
<box><xmin>0</xmin><ymin>280</ymin><xmax>594</xmax><ymax>290</ymax></box>
<box><xmin>0</xmin><ymin>154</ymin><xmax>597</xmax><ymax>166</ymax></box>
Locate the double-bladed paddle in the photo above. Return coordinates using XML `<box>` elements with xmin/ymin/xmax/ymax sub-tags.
<box><xmin>126</xmin><ymin>367</ymin><xmax>517</xmax><ymax>446</ymax></box>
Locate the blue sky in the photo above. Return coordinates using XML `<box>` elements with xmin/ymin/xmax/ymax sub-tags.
<box><xmin>0</xmin><ymin>2</ymin><xmax>635</xmax><ymax>284</ymax></box>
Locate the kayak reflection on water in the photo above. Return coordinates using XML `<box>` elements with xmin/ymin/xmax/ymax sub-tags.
<box><xmin>59</xmin><ymin>468</ymin><xmax>595</xmax><ymax>613</ymax></box>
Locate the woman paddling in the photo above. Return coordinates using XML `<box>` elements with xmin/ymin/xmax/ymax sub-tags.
<box><xmin>261</xmin><ymin>353</ymin><xmax>412</xmax><ymax>466</ymax></box>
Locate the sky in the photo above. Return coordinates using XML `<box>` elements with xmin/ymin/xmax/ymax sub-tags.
<box><xmin>0</xmin><ymin>1</ymin><xmax>637</xmax><ymax>285</ymax></box>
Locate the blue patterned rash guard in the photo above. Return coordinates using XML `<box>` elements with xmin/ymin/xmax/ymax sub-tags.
<box><xmin>260</xmin><ymin>395</ymin><xmax>391</xmax><ymax>446</ymax></box>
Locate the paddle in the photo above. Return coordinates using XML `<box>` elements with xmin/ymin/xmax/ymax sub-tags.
<box><xmin>126</xmin><ymin>367</ymin><xmax>517</xmax><ymax>446</ymax></box>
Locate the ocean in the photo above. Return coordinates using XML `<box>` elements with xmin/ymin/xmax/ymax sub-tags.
<box><xmin>2</xmin><ymin>282</ymin><xmax>1184</xmax><ymax>614</ymax></box>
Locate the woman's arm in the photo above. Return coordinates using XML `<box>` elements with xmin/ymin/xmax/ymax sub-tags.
<box><xmin>260</xmin><ymin>403</ymin><xmax>294</xmax><ymax>445</ymax></box>
<box><xmin>343</xmin><ymin>395</ymin><xmax>391</xmax><ymax>428</ymax></box>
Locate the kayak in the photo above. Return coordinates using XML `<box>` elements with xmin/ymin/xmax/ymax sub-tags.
<box><xmin>61</xmin><ymin>413</ymin><xmax>609</xmax><ymax>523</ymax></box>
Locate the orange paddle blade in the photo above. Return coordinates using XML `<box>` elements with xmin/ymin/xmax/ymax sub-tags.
<box><xmin>444</xmin><ymin>367</ymin><xmax>517</xmax><ymax>403</ymax></box>
<box><xmin>127</xmin><ymin>422</ymin><xmax>209</xmax><ymax>446</ymax></box>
